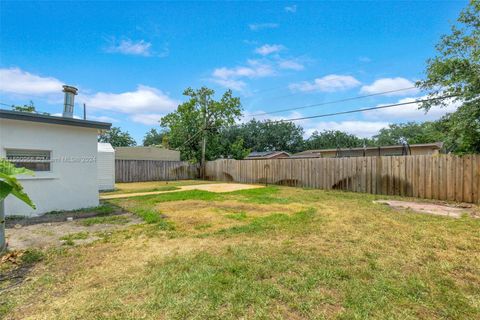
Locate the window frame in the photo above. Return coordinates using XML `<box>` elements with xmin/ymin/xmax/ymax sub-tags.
<box><xmin>5</xmin><ymin>148</ymin><xmax>53</xmax><ymax>172</ymax></box>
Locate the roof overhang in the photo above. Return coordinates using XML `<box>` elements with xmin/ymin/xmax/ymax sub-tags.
<box><xmin>0</xmin><ymin>109</ymin><xmax>111</xmax><ymax>130</ymax></box>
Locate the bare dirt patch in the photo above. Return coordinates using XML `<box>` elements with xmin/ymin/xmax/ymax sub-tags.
<box><xmin>101</xmin><ymin>183</ymin><xmax>264</xmax><ymax>200</ymax></box>
<box><xmin>5</xmin><ymin>214</ymin><xmax>143</xmax><ymax>250</ymax></box>
<box><xmin>374</xmin><ymin>200</ymin><xmax>478</xmax><ymax>218</ymax></box>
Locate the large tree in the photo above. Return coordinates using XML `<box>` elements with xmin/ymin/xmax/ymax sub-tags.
<box><xmin>160</xmin><ymin>87</ymin><xmax>242</xmax><ymax>164</ymax></box>
<box><xmin>305</xmin><ymin>130</ymin><xmax>365</xmax><ymax>150</ymax></box>
<box><xmin>98</xmin><ymin>127</ymin><xmax>137</xmax><ymax>147</ymax></box>
<box><xmin>143</xmin><ymin>128</ymin><xmax>167</xmax><ymax>147</ymax></box>
<box><xmin>373</xmin><ymin>122</ymin><xmax>446</xmax><ymax>146</ymax></box>
<box><xmin>221</xmin><ymin>119</ymin><xmax>305</xmax><ymax>154</ymax></box>
<box><xmin>417</xmin><ymin>0</ymin><xmax>480</xmax><ymax>154</ymax></box>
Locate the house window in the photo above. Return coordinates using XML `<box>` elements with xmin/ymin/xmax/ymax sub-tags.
<box><xmin>6</xmin><ymin>149</ymin><xmax>51</xmax><ymax>171</ymax></box>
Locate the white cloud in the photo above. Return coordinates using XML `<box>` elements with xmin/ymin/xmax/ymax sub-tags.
<box><xmin>130</xmin><ymin>113</ymin><xmax>164</xmax><ymax>125</ymax></box>
<box><xmin>210</xmin><ymin>78</ymin><xmax>247</xmax><ymax>91</ymax></box>
<box><xmin>242</xmin><ymin>110</ymin><xmax>306</xmax><ymax>124</ymax></box>
<box><xmin>105</xmin><ymin>39</ymin><xmax>153</xmax><ymax>56</ymax></box>
<box><xmin>278</xmin><ymin>59</ymin><xmax>304</xmax><ymax>71</ymax></box>
<box><xmin>0</xmin><ymin>67</ymin><xmax>178</xmax><ymax>123</ymax></box>
<box><xmin>213</xmin><ymin>61</ymin><xmax>275</xmax><ymax>80</ymax></box>
<box><xmin>249</xmin><ymin>23</ymin><xmax>279</xmax><ymax>31</ymax></box>
<box><xmin>0</xmin><ymin>68</ymin><xmax>63</xmax><ymax>96</ymax></box>
<box><xmin>211</xmin><ymin>59</ymin><xmax>276</xmax><ymax>91</ymax></box>
<box><xmin>88</xmin><ymin>115</ymin><xmax>119</xmax><ymax>123</ymax></box>
<box><xmin>54</xmin><ymin>113</ymin><xmax>119</xmax><ymax>124</ymax></box>
<box><xmin>81</xmin><ymin>85</ymin><xmax>179</xmax><ymax>114</ymax></box>
<box><xmin>255</xmin><ymin>44</ymin><xmax>285</xmax><ymax>56</ymax></box>
<box><xmin>304</xmin><ymin>121</ymin><xmax>390</xmax><ymax>138</ymax></box>
<box><xmin>212</xmin><ymin>60</ymin><xmax>275</xmax><ymax>79</ymax></box>
<box><xmin>360</xmin><ymin>77</ymin><xmax>419</xmax><ymax>96</ymax></box>
<box><xmin>284</xmin><ymin>5</ymin><xmax>297</xmax><ymax>13</ymax></box>
<box><xmin>365</xmin><ymin>96</ymin><xmax>460</xmax><ymax>121</ymax></box>
<box><xmin>52</xmin><ymin>113</ymin><xmax>82</xmax><ymax>119</ymax></box>
<box><xmin>289</xmin><ymin>74</ymin><xmax>361</xmax><ymax>92</ymax></box>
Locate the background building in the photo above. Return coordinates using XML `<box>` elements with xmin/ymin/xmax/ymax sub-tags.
<box><xmin>115</xmin><ymin>146</ymin><xmax>180</xmax><ymax>161</ymax></box>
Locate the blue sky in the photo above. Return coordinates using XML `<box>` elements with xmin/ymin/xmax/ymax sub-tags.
<box><xmin>0</xmin><ymin>1</ymin><xmax>467</xmax><ymax>143</ymax></box>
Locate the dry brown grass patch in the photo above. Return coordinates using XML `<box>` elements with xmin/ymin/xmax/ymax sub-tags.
<box><xmin>155</xmin><ymin>199</ymin><xmax>307</xmax><ymax>233</ymax></box>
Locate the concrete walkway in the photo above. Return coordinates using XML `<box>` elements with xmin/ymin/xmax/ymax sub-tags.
<box><xmin>100</xmin><ymin>183</ymin><xmax>264</xmax><ymax>200</ymax></box>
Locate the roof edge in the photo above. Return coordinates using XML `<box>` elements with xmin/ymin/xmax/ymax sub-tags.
<box><xmin>0</xmin><ymin>109</ymin><xmax>111</xmax><ymax>130</ymax></box>
<box><xmin>295</xmin><ymin>142</ymin><xmax>444</xmax><ymax>155</ymax></box>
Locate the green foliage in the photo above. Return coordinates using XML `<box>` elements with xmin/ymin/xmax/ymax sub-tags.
<box><xmin>21</xmin><ymin>249</ymin><xmax>44</xmax><ymax>264</ymax></box>
<box><xmin>11</xmin><ymin>101</ymin><xmax>36</xmax><ymax>113</ymax></box>
<box><xmin>228</xmin><ymin>138</ymin><xmax>250</xmax><ymax>160</ymax></box>
<box><xmin>143</xmin><ymin>128</ymin><xmax>167</xmax><ymax>147</ymax></box>
<box><xmin>305</xmin><ymin>130</ymin><xmax>367</xmax><ymax>150</ymax></box>
<box><xmin>160</xmin><ymin>87</ymin><xmax>242</xmax><ymax>162</ymax></box>
<box><xmin>373</xmin><ymin>122</ymin><xmax>446</xmax><ymax>146</ymax></box>
<box><xmin>417</xmin><ymin>1</ymin><xmax>480</xmax><ymax>154</ymax></box>
<box><xmin>60</xmin><ymin>232</ymin><xmax>89</xmax><ymax>242</ymax></box>
<box><xmin>98</xmin><ymin>127</ymin><xmax>137</xmax><ymax>147</ymax></box>
<box><xmin>435</xmin><ymin>102</ymin><xmax>480</xmax><ymax>153</ymax></box>
<box><xmin>0</xmin><ymin>159</ymin><xmax>35</xmax><ymax>209</ymax></box>
<box><xmin>11</xmin><ymin>101</ymin><xmax>50</xmax><ymax>115</ymax></box>
<box><xmin>79</xmin><ymin>215</ymin><xmax>129</xmax><ymax>226</ymax></box>
<box><xmin>221</xmin><ymin>119</ymin><xmax>305</xmax><ymax>154</ymax></box>
<box><xmin>217</xmin><ymin>208</ymin><xmax>317</xmax><ymax>236</ymax></box>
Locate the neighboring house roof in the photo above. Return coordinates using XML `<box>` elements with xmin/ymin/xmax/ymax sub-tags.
<box><xmin>0</xmin><ymin>109</ymin><xmax>111</xmax><ymax>130</ymax></box>
<box><xmin>292</xmin><ymin>142</ymin><xmax>444</xmax><ymax>158</ymax></box>
<box><xmin>246</xmin><ymin>151</ymin><xmax>290</xmax><ymax>159</ymax></box>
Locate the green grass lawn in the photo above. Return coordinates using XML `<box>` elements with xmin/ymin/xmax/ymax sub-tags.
<box><xmin>2</xmin><ymin>185</ymin><xmax>480</xmax><ymax>319</ymax></box>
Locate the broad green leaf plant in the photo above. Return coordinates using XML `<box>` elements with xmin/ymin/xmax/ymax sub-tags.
<box><xmin>0</xmin><ymin>159</ymin><xmax>36</xmax><ymax>253</ymax></box>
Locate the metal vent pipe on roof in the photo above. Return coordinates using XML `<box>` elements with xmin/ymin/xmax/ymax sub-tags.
<box><xmin>62</xmin><ymin>85</ymin><xmax>78</xmax><ymax>118</ymax></box>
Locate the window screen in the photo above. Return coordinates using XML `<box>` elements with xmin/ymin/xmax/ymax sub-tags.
<box><xmin>6</xmin><ymin>149</ymin><xmax>51</xmax><ymax>171</ymax></box>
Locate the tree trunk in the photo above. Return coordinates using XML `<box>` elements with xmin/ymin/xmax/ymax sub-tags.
<box><xmin>200</xmin><ymin>107</ymin><xmax>207</xmax><ymax>179</ymax></box>
<box><xmin>0</xmin><ymin>200</ymin><xmax>6</xmax><ymax>253</ymax></box>
<box><xmin>201</xmin><ymin>133</ymin><xmax>206</xmax><ymax>179</ymax></box>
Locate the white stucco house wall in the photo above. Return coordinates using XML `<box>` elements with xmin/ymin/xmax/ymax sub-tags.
<box><xmin>0</xmin><ymin>98</ymin><xmax>111</xmax><ymax>216</ymax></box>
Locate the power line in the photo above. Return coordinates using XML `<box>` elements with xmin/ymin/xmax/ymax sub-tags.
<box><xmin>176</xmin><ymin>95</ymin><xmax>456</xmax><ymax>149</ymax></box>
<box><xmin>269</xmin><ymin>94</ymin><xmax>457</xmax><ymax>123</ymax></box>
<box><xmin>247</xmin><ymin>86</ymin><xmax>418</xmax><ymax>117</ymax></box>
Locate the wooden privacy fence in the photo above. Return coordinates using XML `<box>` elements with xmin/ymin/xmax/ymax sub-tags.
<box><xmin>205</xmin><ymin>155</ymin><xmax>480</xmax><ymax>203</ymax></box>
<box><xmin>115</xmin><ymin>160</ymin><xmax>199</xmax><ymax>183</ymax></box>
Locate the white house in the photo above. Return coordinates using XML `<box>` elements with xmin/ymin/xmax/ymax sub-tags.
<box><xmin>0</xmin><ymin>85</ymin><xmax>111</xmax><ymax>216</ymax></box>
<box><xmin>97</xmin><ymin>142</ymin><xmax>115</xmax><ymax>191</ymax></box>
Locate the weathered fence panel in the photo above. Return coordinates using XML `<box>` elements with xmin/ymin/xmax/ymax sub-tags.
<box><xmin>115</xmin><ymin>160</ymin><xmax>198</xmax><ymax>183</ymax></box>
<box><xmin>205</xmin><ymin>155</ymin><xmax>480</xmax><ymax>203</ymax></box>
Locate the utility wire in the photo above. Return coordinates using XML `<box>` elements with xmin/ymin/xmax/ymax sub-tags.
<box><xmin>176</xmin><ymin>94</ymin><xmax>456</xmax><ymax>149</ymax></box>
<box><xmin>269</xmin><ymin>94</ymin><xmax>457</xmax><ymax>123</ymax></box>
<box><xmin>247</xmin><ymin>86</ymin><xmax>417</xmax><ymax>117</ymax></box>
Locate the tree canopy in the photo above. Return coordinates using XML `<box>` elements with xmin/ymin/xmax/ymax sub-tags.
<box><xmin>373</xmin><ymin>122</ymin><xmax>446</xmax><ymax>146</ymax></box>
<box><xmin>11</xmin><ymin>101</ymin><xmax>49</xmax><ymax>115</ymax></box>
<box><xmin>160</xmin><ymin>87</ymin><xmax>242</xmax><ymax>162</ymax></box>
<box><xmin>305</xmin><ymin>130</ymin><xmax>366</xmax><ymax>150</ymax></box>
<box><xmin>98</xmin><ymin>127</ymin><xmax>137</xmax><ymax>147</ymax></box>
<box><xmin>221</xmin><ymin>120</ymin><xmax>305</xmax><ymax>155</ymax></box>
<box><xmin>143</xmin><ymin>128</ymin><xmax>167</xmax><ymax>147</ymax></box>
<box><xmin>417</xmin><ymin>0</ymin><xmax>480</xmax><ymax>153</ymax></box>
